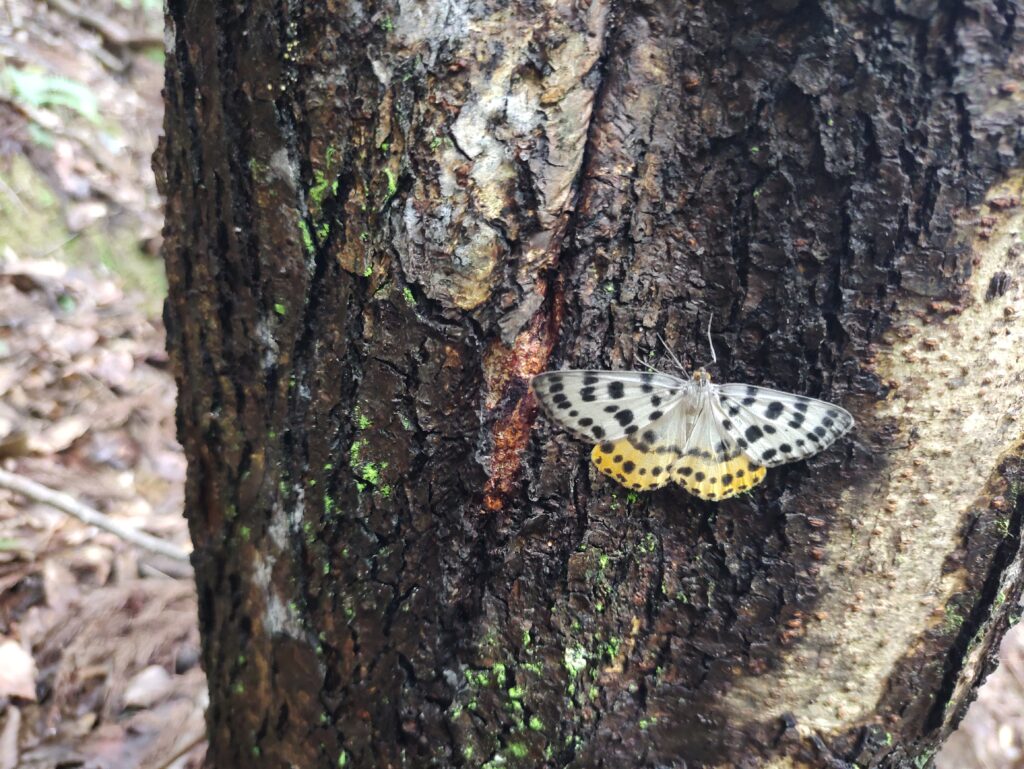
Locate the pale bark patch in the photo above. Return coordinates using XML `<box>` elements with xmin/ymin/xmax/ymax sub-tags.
<box><xmin>721</xmin><ymin>171</ymin><xmax>1024</xmax><ymax>750</ymax></box>
<box><xmin>399</xmin><ymin>2</ymin><xmax>608</xmax><ymax>313</ymax></box>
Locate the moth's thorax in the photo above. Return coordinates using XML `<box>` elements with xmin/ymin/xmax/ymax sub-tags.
<box><xmin>692</xmin><ymin>368</ymin><xmax>713</xmax><ymax>388</ymax></box>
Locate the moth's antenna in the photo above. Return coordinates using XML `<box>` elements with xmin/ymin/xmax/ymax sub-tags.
<box><xmin>706</xmin><ymin>314</ymin><xmax>717</xmax><ymax>365</ymax></box>
<box><xmin>656</xmin><ymin>333</ymin><xmax>689</xmax><ymax>378</ymax></box>
<box><xmin>636</xmin><ymin>355</ymin><xmax>659</xmax><ymax>373</ymax></box>
<box><xmin>632</xmin><ymin>345</ymin><xmax>657</xmax><ymax>373</ymax></box>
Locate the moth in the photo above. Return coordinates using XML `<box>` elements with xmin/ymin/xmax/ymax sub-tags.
<box><xmin>532</xmin><ymin>365</ymin><xmax>853</xmax><ymax>501</ymax></box>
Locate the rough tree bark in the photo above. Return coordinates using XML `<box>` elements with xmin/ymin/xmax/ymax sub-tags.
<box><xmin>159</xmin><ymin>1</ymin><xmax>1024</xmax><ymax>767</ymax></box>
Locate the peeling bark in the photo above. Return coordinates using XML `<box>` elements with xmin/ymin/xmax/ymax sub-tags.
<box><xmin>160</xmin><ymin>1</ymin><xmax>1024</xmax><ymax>767</ymax></box>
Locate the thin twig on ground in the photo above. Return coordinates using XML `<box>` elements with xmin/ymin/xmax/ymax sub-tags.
<box><xmin>0</xmin><ymin>467</ymin><xmax>190</xmax><ymax>563</ymax></box>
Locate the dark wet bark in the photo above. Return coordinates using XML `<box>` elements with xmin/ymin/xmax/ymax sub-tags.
<box><xmin>160</xmin><ymin>1</ymin><xmax>1024</xmax><ymax>767</ymax></box>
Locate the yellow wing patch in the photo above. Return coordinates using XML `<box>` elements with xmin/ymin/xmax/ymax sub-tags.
<box><xmin>673</xmin><ymin>452</ymin><xmax>766</xmax><ymax>501</ymax></box>
<box><xmin>591</xmin><ymin>439</ymin><xmax>676</xmax><ymax>491</ymax></box>
<box><xmin>591</xmin><ymin>440</ymin><xmax>766</xmax><ymax>499</ymax></box>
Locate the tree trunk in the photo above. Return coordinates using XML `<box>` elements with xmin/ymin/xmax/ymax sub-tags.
<box><xmin>159</xmin><ymin>1</ymin><xmax>1024</xmax><ymax>766</ymax></box>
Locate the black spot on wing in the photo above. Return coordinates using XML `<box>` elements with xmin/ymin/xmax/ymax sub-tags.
<box><xmin>765</xmin><ymin>401</ymin><xmax>784</xmax><ymax>419</ymax></box>
<box><xmin>608</xmin><ymin>381</ymin><xmax>625</xmax><ymax>399</ymax></box>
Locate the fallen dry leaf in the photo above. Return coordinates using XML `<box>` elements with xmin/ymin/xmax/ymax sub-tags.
<box><xmin>0</xmin><ymin>639</ymin><xmax>37</xmax><ymax>701</ymax></box>
<box><xmin>65</xmin><ymin>201</ymin><xmax>108</xmax><ymax>232</ymax></box>
<box><xmin>0</xmin><ymin>705</ymin><xmax>21</xmax><ymax>769</ymax></box>
<box><xmin>28</xmin><ymin>415</ymin><xmax>91</xmax><ymax>454</ymax></box>
<box><xmin>123</xmin><ymin>665</ymin><xmax>173</xmax><ymax>709</ymax></box>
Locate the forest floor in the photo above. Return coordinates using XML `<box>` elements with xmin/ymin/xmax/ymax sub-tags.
<box><xmin>0</xmin><ymin>2</ymin><xmax>204</xmax><ymax>768</ymax></box>
<box><xmin>0</xmin><ymin>2</ymin><xmax>1019</xmax><ymax>769</ymax></box>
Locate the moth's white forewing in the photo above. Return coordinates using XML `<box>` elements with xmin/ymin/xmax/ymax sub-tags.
<box><xmin>714</xmin><ymin>384</ymin><xmax>854</xmax><ymax>467</ymax></box>
<box><xmin>532</xmin><ymin>370</ymin><xmax>690</xmax><ymax>444</ymax></box>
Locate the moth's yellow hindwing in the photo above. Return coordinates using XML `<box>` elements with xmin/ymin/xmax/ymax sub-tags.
<box><xmin>591</xmin><ymin>439</ymin><xmax>677</xmax><ymax>491</ymax></box>
<box><xmin>673</xmin><ymin>452</ymin><xmax>766</xmax><ymax>501</ymax></box>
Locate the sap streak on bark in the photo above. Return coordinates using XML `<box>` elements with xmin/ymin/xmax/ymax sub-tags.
<box><xmin>399</xmin><ymin>0</ymin><xmax>608</xmax><ymax>324</ymax></box>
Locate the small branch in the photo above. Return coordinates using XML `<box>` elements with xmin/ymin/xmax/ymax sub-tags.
<box><xmin>0</xmin><ymin>467</ymin><xmax>191</xmax><ymax>563</ymax></box>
